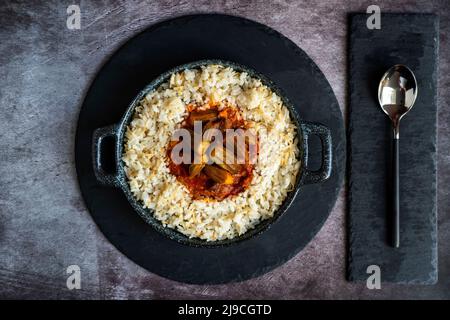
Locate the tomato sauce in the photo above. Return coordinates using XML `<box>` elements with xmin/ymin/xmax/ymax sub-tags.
<box><xmin>166</xmin><ymin>102</ymin><xmax>257</xmax><ymax>201</ymax></box>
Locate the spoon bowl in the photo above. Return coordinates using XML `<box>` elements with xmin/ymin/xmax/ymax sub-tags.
<box><xmin>378</xmin><ymin>65</ymin><xmax>418</xmax><ymax>138</ymax></box>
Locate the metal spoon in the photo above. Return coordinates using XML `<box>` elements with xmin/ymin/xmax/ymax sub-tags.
<box><xmin>378</xmin><ymin>64</ymin><xmax>418</xmax><ymax>248</ymax></box>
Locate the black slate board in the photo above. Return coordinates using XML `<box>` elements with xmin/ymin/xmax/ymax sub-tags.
<box><xmin>75</xmin><ymin>14</ymin><xmax>345</xmax><ymax>284</ymax></box>
<box><xmin>348</xmin><ymin>13</ymin><xmax>438</xmax><ymax>284</ymax></box>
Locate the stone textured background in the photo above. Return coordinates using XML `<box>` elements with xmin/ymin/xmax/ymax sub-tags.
<box><xmin>0</xmin><ymin>0</ymin><xmax>449</xmax><ymax>299</ymax></box>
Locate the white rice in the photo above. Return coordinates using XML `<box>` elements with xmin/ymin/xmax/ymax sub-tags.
<box><xmin>122</xmin><ymin>64</ymin><xmax>301</xmax><ymax>241</ymax></box>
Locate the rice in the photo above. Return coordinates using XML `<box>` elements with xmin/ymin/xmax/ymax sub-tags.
<box><xmin>122</xmin><ymin>64</ymin><xmax>301</xmax><ymax>241</ymax></box>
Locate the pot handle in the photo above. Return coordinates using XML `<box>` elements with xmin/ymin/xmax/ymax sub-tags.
<box><xmin>301</xmin><ymin>122</ymin><xmax>332</xmax><ymax>185</ymax></box>
<box><xmin>92</xmin><ymin>124</ymin><xmax>121</xmax><ymax>187</ymax></box>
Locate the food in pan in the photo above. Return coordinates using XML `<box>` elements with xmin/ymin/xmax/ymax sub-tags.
<box><xmin>122</xmin><ymin>64</ymin><xmax>300</xmax><ymax>241</ymax></box>
<box><xmin>166</xmin><ymin>101</ymin><xmax>258</xmax><ymax>201</ymax></box>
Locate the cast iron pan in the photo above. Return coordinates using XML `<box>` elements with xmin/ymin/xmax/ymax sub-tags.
<box><xmin>92</xmin><ymin>59</ymin><xmax>333</xmax><ymax>247</ymax></box>
<box><xmin>75</xmin><ymin>14</ymin><xmax>345</xmax><ymax>284</ymax></box>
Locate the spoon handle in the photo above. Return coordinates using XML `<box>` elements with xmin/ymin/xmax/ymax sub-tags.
<box><xmin>392</xmin><ymin>138</ymin><xmax>400</xmax><ymax>248</ymax></box>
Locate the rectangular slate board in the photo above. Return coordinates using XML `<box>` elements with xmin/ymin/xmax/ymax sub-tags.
<box><xmin>348</xmin><ymin>13</ymin><xmax>438</xmax><ymax>284</ymax></box>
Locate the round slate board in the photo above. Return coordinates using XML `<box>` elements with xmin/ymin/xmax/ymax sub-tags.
<box><xmin>75</xmin><ymin>14</ymin><xmax>345</xmax><ymax>284</ymax></box>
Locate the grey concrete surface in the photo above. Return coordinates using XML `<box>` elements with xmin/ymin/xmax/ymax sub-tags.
<box><xmin>0</xmin><ymin>0</ymin><xmax>449</xmax><ymax>299</ymax></box>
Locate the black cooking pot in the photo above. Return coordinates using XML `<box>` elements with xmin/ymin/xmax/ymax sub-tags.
<box><xmin>92</xmin><ymin>60</ymin><xmax>332</xmax><ymax>247</ymax></box>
